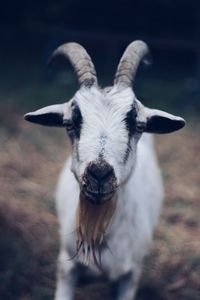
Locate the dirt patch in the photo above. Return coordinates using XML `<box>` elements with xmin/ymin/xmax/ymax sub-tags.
<box><xmin>0</xmin><ymin>115</ymin><xmax>199</xmax><ymax>299</ymax></box>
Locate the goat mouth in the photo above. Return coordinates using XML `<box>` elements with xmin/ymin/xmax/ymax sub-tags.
<box><xmin>81</xmin><ymin>188</ymin><xmax>115</xmax><ymax>205</ymax></box>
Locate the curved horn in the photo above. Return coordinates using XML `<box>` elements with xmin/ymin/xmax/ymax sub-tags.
<box><xmin>49</xmin><ymin>42</ymin><xmax>98</xmax><ymax>87</ymax></box>
<box><xmin>114</xmin><ymin>40</ymin><xmax>150</xmax><ymax>87</ymax></box>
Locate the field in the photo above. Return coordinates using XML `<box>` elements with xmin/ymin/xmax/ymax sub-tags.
<box><xmin>0</xmin><ymin>105</ymin><xmax>199</xmax><ymax>300</ymax></box>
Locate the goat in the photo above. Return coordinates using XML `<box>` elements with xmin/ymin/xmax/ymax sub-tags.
<box><xmin>25</xmin><ymin>41</ymin><xmax>185</xmax><ymax>300</ymax></box>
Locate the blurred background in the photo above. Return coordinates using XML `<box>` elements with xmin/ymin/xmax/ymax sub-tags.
<box><xmin>0</xmin><ymin>1</ymin><xmax>199</xmax><ymax>300</ymax></box>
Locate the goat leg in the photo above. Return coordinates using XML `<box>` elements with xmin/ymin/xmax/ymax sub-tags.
<box><xmin>55</xmin><ymin>250</ymin><xmax>77</xmax><ymax>300</ymax></box>
<box><xmin>115</xmin><ymin>266</ymin><xmax>142</xmax><ymax>300</ymax></box>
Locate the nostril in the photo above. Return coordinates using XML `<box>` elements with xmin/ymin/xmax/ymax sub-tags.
<box><xmin>87</xmin><ymin>162</ymin><xmax>114</xmax><ymax>181</ymax></box>
<box><xmin>101</xmin><ymin>168</ymin><xmax>114</xmax><ymax>180</ymax></box>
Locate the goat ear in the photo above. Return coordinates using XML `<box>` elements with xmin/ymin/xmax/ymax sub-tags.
<box><xmin>24</xmin><ymin>104</ymin><xmax>68</xmax><ymax>127</ymax></box>
<box><xmin>144</xmin><ymin>108</ymin><xmax>186</xmax><ymax>134</ymax></box>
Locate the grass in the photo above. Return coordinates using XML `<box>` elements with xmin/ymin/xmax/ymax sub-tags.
<box><xmin>0</xmin><ymin>106</ymin><xmax>199</xmax><ymax>300</ymax></box>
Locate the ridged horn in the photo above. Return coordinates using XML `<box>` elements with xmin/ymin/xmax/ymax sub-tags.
<box><xmin>49</xmin><ymin>42</ymin><xmax>98</xmax><ymax>87</ymax></box>
<box><xmin>114</xmin><ymin>40</ymin><xmax>150</xmax><ymax>87</ymax></box>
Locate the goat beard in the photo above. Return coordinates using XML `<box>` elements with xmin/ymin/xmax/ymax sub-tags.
<box><xmin>76</xmin><ymin>192</ymin><xmax>116</xmax><ymax>269</ymax></box>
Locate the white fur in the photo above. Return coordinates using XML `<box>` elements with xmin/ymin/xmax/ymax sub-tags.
<box><xmin>56</xmin><ymin>133</ymin><xmax>164</xmax><ymax>273</ymax></box>
<box><xmin>70</xmin><ymin>87</ymin><xmax>135</xmax><ymax>181</ymax></box>
<box><xmin>55</xmin><ymin>86</ymin><xmax>164</xmax><ymax>300</ymax></box>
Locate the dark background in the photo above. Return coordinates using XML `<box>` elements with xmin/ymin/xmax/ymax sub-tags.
<box><xmin>1</xmin><ymin>0</ymin><xmax>200</xmax><ymax>114</ymax></box>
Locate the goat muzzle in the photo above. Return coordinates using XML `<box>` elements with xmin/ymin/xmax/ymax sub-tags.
<box><xmin>81</xmin><ymin>160</ymin><xmax>118</xmax><ymax>205</ymax></box>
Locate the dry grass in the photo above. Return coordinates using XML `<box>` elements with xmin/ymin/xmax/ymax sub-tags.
<box><xmin>0</xmin><ymin>109</ymin><xmax>199</xmax><ymax>300</ymax></box>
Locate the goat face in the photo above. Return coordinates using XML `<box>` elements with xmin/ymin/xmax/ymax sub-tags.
<box><xmin>25</xmin><ymin>41</ymin><xmax>185</xmax><ymax>205</ymax></box>
<box><xmin>63</xmin><ymin>86</ymin><xmax>140</xmax><ymax>204</ymax></box>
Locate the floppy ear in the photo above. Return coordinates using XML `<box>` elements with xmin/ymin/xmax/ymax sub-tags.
<box><xmin>144</xmin><ymin>108</ymin><xmax>186</xmax><ymax>134</ymax></box>
<box><xmin>24</xmin><ymin>103</ymin><xmax>68</xmax><ymax>127</ymax></box>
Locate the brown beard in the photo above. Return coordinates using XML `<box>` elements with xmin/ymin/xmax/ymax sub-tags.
<box><xmin>75</xmin><ymin>192</ymin><xmax>116</xmax><ymax>269</ymax></box>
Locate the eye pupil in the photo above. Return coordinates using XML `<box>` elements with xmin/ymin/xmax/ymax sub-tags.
<box><xmin>72</xmin><ymin>106</ymin><xmax>81</xmax><ymax>125</ymax></box>
<box><xmin>124</xmin><ymin>105</ymin><xmax>137</xmax><ymax>137</ymax></box>
<box><xmin>136</xmin><ymin>122</ymin><xmax>146</xmax><ymax>132</ymax></box>
<box><xmin>125</xmin><ymin>106</ymin><xmax>146</xmax><ymax>135</ymax></box>
<box><xmin>64</xmin><ymin>102</ymin><xmax>83</xmax><ymax>140</ymax></box>
<box><xmin>63</xmin><ymin>119</ymin><xmax>74</xmax><ymax>129</ymax></box>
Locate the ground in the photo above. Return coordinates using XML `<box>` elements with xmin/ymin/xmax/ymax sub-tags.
<box><xmin>0</xmin><ymin>108</ymin><xmax>199</xmax><ymax>300</ymax></box>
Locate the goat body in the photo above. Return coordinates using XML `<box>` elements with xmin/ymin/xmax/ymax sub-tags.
<box><xmin>55</xmin><ymin>132</ymin><xmax>164</xmax><ymax>299</ymax></box>
<box><xmin>25</xmin><ymin>41</ymin><xmax>185</xmax><ymax>300</ymax></box>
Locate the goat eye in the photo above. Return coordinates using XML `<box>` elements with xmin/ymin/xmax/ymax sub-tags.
<box><xmin>63</xmin><ymin>119</ymin><xmax>74</xmax><ymax>131</ymax></box>
<box><xmin>136</xmin><ymin>121</ymin><xmax>146</xmax><ymax>133</ymax></box>
<box><xmin>124</xmin><ymin>106</ymin><xmax>137</xmax><ymax>137</ymax></box>
<box><xmin>63</xmin><ymin>104</ymin><xmax>82</xmax><ymax>130</ymax></box>
<box><xmin>64</xmin><ymin>103</ymin><xmax>82</xmax><ymax>140</ymax></box>
<box><xmin>72</xmin><ymin>105</ymin><xmax>82</xmax><ymax>127</ymax></box>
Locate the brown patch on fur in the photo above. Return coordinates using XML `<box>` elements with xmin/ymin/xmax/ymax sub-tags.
<box><xmin>76</xmin><ymin>192</ymin><xmax>116</xmax><ymax>269</ymax></box>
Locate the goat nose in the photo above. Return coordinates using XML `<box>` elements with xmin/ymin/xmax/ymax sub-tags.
<box><xmin>87</xmin><ymin>162</ymin><xmax>114</xmax><ymax>182</ymax></box>
<box><xmin>82</xmin><ymin>161</ymin><xmax>117</xmax><ymax>204</ymax></box>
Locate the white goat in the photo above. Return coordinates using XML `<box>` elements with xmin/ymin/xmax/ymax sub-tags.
<box><xmin>25</xmin><ymin>41</ymin><xmax>185</xmax><ymax>300</ymax></box>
